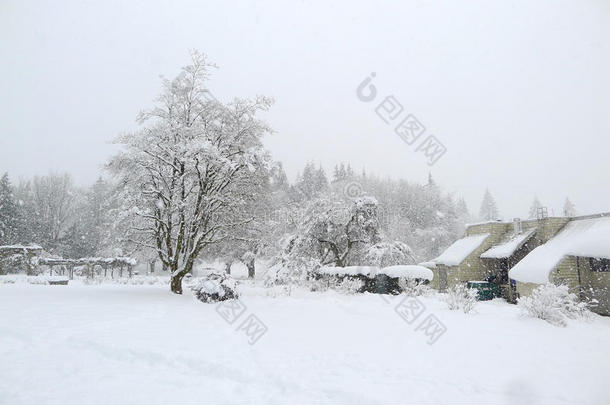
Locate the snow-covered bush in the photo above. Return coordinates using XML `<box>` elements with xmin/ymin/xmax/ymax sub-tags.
<box><xmin>444</xmin><ymin>284</ymin><xmax>478</xmax><ymax>313</ymax></box>
<box><xmin>279</xmin><ymin>197</ymin><xmax>381</xmax><ymax>269</ymax></box>
<box><xmin>399</xmin><ymin>278</ymin><xmax>433</xmax><ymax>297</ymax></box>
<box><xmin>307</xmin><ymin>274</ymin><xmax>365</xmax><ymax>294</ymax></box>
<box><xmin>308</xmin><ymin>275</ymin><xmax>332</xmax><ymax>292</ymax></box>
<box><xmin>190</xmin><ymin>273</ymin><xmax>239</xmax><ymax>303</ymax></box>
<box><xmin>263</xmin><ymin>255</ymin><xmax>319</xmax><ymax>293</ymax></box>
<box><xmin>518</xmin><ymin>284</ymin><xmax>590</xmax><ymax>327</ymax></box>
<box><xmin>364</xmin><ymin>241</ymin><xmax>416</xmax><ymax>267</ymax></box>
<box><xmin>334</xmin><ymin>277</ymin><xmax>365</xmax><ymax>294</ymax></box>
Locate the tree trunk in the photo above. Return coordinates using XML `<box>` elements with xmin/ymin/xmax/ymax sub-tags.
<box><xmin>170</xmin><ymin>274</ymin><xmax>184</xmax><ymax>294</ymax></box>
<box><xmin>225</xmin><ymin>262</ymin><xmax>232</xmax><ymax>275</ymax></box>
<box><xmin>170</xmin><ymin>260</ymin><xmax>194</xmax><ymax>295</ymax></box>
<box><xmin>247</xmin><ymin>259</ymin><xmax>255</xmax><ymax>279</ymax></box>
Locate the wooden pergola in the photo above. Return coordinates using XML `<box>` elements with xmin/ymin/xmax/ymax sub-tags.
<box><xmin>0</xmin><ymin>245</ymin><xmax>43</xmax><ymax>275</ymax></box>
<box><xmin>39</xmin><ymin>257</ymin><xmax>137</xmax><ymax>280</ymax></box>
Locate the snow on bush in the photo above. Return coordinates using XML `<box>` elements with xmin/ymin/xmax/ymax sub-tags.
<box><xmin>518</xmin><ymin>284</ymin><xmax>590</xmax><ymax>327</ymax></box>
<box><xmin>444</xmin><ymin>284</ymin><xmax>478</xmax><ymax>313</ymax></box>
<box><xmin>399</xmin><ymin>278</ymin><xmax>433</xmax><ymax>297</ymax></box>
<box><xmin>190</xmin><ymin>273</ymin><xmax>239</xmax><ymax>303</ymax></box>
<box><xmin>333</xmin><ymin>277</ymin><xmax>365</xmax><ymax>294</ymax></box>
<box><xmin>364</xmin><ymin>241</ymin><xmax>415</xmax><ymax>267</ymax></box>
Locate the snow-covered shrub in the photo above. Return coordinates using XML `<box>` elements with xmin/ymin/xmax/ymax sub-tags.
<box><xmin>308</xmin><ymin>275</ymin><xmax>333</xmax><ymax>292</ymax></box>
<box><xmin>307</xmin><ymin>275</ymin><xmax>365</xmax><ymax>294</ymax></box>
<box><xmin>262</xmin><ymin>257</ymin><xmax>318</xmax><ymax>295</ymax></box>
<box><xmin>190</xmin><ymin>273</ymin><xmax>239</xmax><ymax>303</ymax></box>
<box><xmin>444</xmin><ymin>284</ymin><xmax>478</xmax><ymax>313</ymax></box>
<box><xmin>334</xmin><ymin>277</ymin><xmax>365</xmax><ymax>294</ymax></box>
<box><xmin>364</xmin><ymin>241</ymin><xmax>416</xmax><ymax>267</ymax></box>
<box><xmin>399</xmin><ymin>278</ymin><xmax>433</xmax><ymax>297</ymax></box>
<box><xmin>518</xmin><ymin>284</ymin><xmax>590</xmax><ymax>327</ymax></box>
<box><xmin>278</xmin><ymin>197</ymin><xmax>381</xmax><ymax>270</ymax></box>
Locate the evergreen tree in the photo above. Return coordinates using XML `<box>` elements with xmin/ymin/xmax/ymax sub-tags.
<box><xmin>0</xmin><ymin>173</ymin><xmax>22</xmax><ymax>245</ymax></box>
<box><xmin>479</xmin><ymin>189</ymin><xmax>499</xmax><ymax>221</ymax></box>
<box><xmin>456</xmin><ymin>197</ymin><xmax>469</xmax><ymax>218</ymax></box>
<box><xmin>346</xmin><ymin>163</ymin><xmax>354</xmax><ymax>178</ymax></box>
<box><xmin>272</xmin><ymin>163</ymin><xmax>289</xmax><ymax>191</ymax></box>
<box><xmin>563</xmin><ymin>198</ymin><xmax>576</xmax><ymax>217</ymax></box>
<box><xmin>426</xmin><ymin>172</ymin><xmax>436</xmax><ymax>188</ymax></box>
<box><xmin>528</xmin><ymin>197</ymin><xmax>543</xmax><ymax>219</ymax></box>
<box><xmin>332</xmin><ymin>165</ymin><xmax>339</xmax><ymax>182</ymax></box>
<box><xmin>338</xmin><ymin>163</ymin><xmax>347</xmax><ymax>180</ymax></box>
<box><xmin>315</xmin><ymin>165</ymin><xmax>329</xmax><ymax>190</ymax></box>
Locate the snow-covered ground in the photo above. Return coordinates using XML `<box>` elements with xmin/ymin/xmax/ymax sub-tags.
<box><xmin>1</xmin><ymin>282</ymin><xmax>609</xmax><ymax>405</ymax></box>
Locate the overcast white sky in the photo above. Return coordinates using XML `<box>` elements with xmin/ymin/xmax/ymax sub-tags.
<box><xmin>1</xmin><ymin>0</ymin><xmax>609</xmax><ymax>219</ymax></box>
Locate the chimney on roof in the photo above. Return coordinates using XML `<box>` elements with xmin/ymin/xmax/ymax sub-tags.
<box><xmin>513</xmin><ymin>218</ymin><xmax>522</xmax><ymax>234</ymax></box>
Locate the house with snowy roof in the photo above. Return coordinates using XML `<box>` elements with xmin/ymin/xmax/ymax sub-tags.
<box><xmin>423</xmin><ymin>213</ymin><xmax>610</xmax><ymax>315</ymax></box>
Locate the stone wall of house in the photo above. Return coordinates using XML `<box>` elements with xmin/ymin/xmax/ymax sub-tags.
<box><xmin>434</xmin><ymin>217</ymin><xmax>580</xmax><ymax>293</ymax></box>
<box><xmin>575</xmin><ymin>257</ymin><xmax>610</xmax><ymax>316</ymax></box>
<box><xmin>515</xmin><ymin>256</ymin><xmax>610</xmax><ymax>316</ymax></box>
<box><xmin>549</xmin><ymin>257</ymin><xmax>581</xmax><ymax>292</ymax></box>
<box><xmin>534</xmin><ymin>217</ymin><xmax>571</xmax><ymax>244</ymax></box>
<box><xmin>441</xmin><ymin>215</ymin><xmax>609</xmax><ymax>315</ymax></box>
<box><xmin>445</xmin><ymin>222</ymin><xmax>512</xmax><ymax>288</ymax></box>
<box><xmin>515</xmin><ymin>281</ymin><xmax>540</xmax><ymax>298</ymax></box>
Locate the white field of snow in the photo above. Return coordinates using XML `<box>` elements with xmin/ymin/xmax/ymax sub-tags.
<box><xmin>1</xmin><ymin>282</ymin><xmax>609</xmax><ymax>405</ymax></box>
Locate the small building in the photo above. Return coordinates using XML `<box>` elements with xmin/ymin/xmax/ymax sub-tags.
<box><xmin>509</xmin><ymin>214</ymin><xmax>610</xmax><ymax>315</ymax></box>
<box><xmin>424</xmin><ymin>212</ymin><xmax>610</xmax><ymax>315</ymax></box>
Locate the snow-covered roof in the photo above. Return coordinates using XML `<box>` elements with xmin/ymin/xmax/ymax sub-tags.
<box><xmin>379</xmin><ymin>265</ymin><xmax>434</xmax><ymax>280</ymax></box>
<box><xmin>432</xmin><ymin>233</ymin><xmax>490</xmax><ymax>266</ymax></box>
<box><xmin>318</xmin><ymin>266</ymin><xmax>378</xmax><ymax>277</ymax></box>
<box><xmin>418</xmin><ymin>261</ymin><xmax>437</xmax><ymax>269</ymax></box>
<box><xmin>509</xmin><ymin>216</ymin><xmax>610</xmax><ymax>284</ymax></box>
<box><xmin>480</xmin><ymin>228</ymin><xmax>536</xmax><ymax>259</ymax></box>
<box><xmin>465</xmin><ymin>220</ymin><xmax>508</xmax><ymax>227</ymax></box>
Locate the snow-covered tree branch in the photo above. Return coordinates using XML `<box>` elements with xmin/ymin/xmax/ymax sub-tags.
<box><xmin>108</xmin><ymin>51</ymin><xmax>274</xmax><ymax>293</ymax></box>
